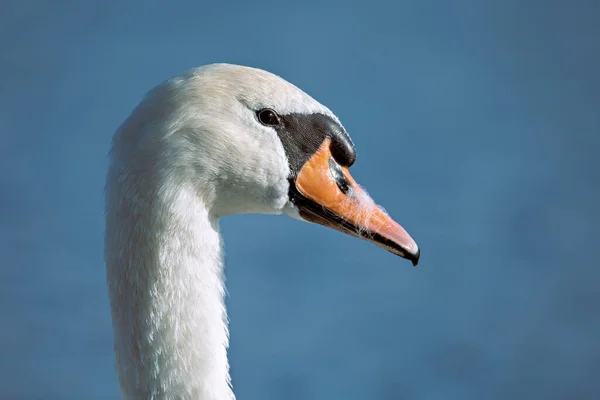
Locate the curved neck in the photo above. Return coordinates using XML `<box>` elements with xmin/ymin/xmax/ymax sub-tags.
<box><xmin>105</xmin><ymin>177</ymin><xmax>234</xmax><ymax>399</ymax></box>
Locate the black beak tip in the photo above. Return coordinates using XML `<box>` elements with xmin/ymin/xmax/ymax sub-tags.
<box><xmin>409</xmin><ymin>248</ymin><xmax>420</xmax><ymax>267</ymax></box>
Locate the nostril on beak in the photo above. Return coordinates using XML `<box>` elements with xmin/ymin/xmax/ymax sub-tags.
<box><xmin>328</xmin><ymin>158</ymin><xmax>351</xmax><ymax>194</ymax></box>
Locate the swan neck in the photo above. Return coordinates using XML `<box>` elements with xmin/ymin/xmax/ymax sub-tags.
<box><xmin>105</xmin><ymin>180</ymin><xmax>234</xmax><ymax>400</ymax></box>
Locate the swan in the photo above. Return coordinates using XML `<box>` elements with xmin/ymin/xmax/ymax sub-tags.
<box><xmin>104</xmin><ymin>63</ymin><xmax>420</xmax><ymax>399</ymax></box>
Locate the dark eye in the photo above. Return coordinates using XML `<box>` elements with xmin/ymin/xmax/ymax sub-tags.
<box><xmin>257</xmin><ymin>108</ymin><xmax>281</xmax><ymax>126</ymax></box>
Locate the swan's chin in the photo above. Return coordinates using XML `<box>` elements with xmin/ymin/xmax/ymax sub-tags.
<box><xmin>283</xmin><ymin>202</ymin><xmax>304</xmax><ymax>221</ymax></box>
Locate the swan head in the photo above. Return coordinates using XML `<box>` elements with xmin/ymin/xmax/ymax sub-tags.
<box><xmin>119</xmin><ymin>64</ymin><xmax>419</xmax><ymax>265</ymax></box>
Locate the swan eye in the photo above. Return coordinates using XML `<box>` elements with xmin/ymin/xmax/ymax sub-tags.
<box><xmin>257</xmin><ymin>108</ymin><xmax>281</xmax><ymax>126</ymax></box>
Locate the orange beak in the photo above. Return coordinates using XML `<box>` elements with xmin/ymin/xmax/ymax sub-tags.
<box><xmin>289</xmin><ymin>139</ymin><xmax>420</xmax><ymax>266</ymax></box>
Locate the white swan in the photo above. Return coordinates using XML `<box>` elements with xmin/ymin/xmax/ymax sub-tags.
<box><xmin>104</xmin><ymin>64</ymin><xmax>419</xmax><ymax>399</ymax></box>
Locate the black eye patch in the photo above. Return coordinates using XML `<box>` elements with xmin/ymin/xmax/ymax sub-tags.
<box><xmin>271</xmin><ymin>112</ymin><xmax>356</xmax><ymax>177</ymax></box>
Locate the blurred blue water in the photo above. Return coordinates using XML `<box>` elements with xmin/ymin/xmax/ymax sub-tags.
<box><xmin>1</xmin><ymin>0</ymin><xmax>599</xmax><ymax>399</ymax></box>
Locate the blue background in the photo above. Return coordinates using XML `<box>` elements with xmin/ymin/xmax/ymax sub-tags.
<box><xmin>1</xmin><ymin>0</ymin><xmax>599</xmax><ymax>399</ymax></box>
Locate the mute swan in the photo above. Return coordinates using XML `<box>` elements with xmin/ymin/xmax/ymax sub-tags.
<box><xmin>104</xmin><ymin>64</ymin><xmax>419</xmax><ymax>399</ymax></box>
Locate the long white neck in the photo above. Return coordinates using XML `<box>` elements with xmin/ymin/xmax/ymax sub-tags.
<box><xmin>105</xmin><ymin>169</ymin><xmax>234</xmax><ymax>399</ymax></box>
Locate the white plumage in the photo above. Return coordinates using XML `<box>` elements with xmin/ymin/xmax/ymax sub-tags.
<box><xmin>105</xmin><ymin>63</ymin><xmax>418</xmax><ymax>399</ymax></box>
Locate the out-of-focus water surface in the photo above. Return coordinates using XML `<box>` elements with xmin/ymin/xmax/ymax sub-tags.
<box><xmin>1</xmin><ymin>1</ymin><xmax>598</xmax><ymax>399</ymax></box>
